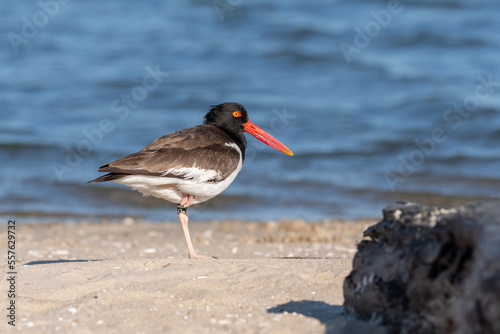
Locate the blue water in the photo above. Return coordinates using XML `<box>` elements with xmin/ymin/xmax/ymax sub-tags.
<box><xmin>2</xmin><ymin>0</ymin><xmax>500</xmax><ymax>222</ymax></box>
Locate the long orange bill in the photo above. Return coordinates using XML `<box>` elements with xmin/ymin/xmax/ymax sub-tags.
<box><xmin>242</xmin><ymin>120</ymin><xmax>294</xmax><ymax>156</ymax></box>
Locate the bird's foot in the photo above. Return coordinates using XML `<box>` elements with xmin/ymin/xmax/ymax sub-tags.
<box><xmin>188</xmin><ymin>253</ymin><xmax>217</xmax><ymax>259</ymax></box>
<box><xmin>177</xmin><ymin>205</ymin><xmax>216</xmax><ymax>259</ymax></box>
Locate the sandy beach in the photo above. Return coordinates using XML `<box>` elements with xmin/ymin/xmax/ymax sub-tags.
<box><xmin>1</xmin><ymin>218</ymin><xmax>389</xmax><ymax>333</ymax></box>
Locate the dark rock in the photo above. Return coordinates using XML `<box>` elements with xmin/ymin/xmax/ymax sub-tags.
<box><xmin>343</xmin><ymin>201</ymin><xmax>500</xmax><ymax>334</ymax></box>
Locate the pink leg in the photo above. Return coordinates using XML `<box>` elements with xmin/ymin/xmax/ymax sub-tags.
<box><xmin>178</xmin><ymin>194</ymin><xmax>214</xmax><ymax>259</ymax></box>
<box><xmin>180</xmin><ymin>194</ymin><xmax>195</xmax><ymax>207</ymax></box>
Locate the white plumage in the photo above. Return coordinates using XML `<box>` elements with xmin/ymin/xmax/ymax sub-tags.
<box><xmin>113</xmin><ymin>143</ymin><xmax>243</xmax><ymax>204</ymax></box>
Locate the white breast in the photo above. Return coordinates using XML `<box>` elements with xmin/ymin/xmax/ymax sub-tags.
<box><xmin>113</xmin><ymin>143</ymin><xmax>243</xmax><ymax>205</ymax></box>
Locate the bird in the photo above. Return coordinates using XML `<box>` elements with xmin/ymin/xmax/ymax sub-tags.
<box><xmin>89</xmin><ymin>102</ymin><xmax>293</xmax><ymax>258</ymax></box>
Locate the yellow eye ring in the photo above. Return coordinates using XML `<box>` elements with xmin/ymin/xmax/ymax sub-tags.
<box><xmin>232</xmin><ymin>111</ymin><xmax>242</xmax><ymax>117</ymax></box>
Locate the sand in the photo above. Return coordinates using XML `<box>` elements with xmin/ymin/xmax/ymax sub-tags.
<box><xmin>1</xmin><ymin>218</ymin><xmax>389</xmax><ymax>333</ymax></box>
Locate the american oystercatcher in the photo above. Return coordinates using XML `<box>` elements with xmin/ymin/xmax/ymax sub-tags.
<box><xmin>89</xmin><ymin>102</ymin><xmax>293</xmax><ymax>258</ymax></box>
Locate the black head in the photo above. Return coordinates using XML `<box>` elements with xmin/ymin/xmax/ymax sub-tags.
<box><xmin>203</xmin><ymin>102</ymin><xmax>294</xmax><ymax>158</ymax></box>
<box><xmin>204</xmin><ymin>102</ymin><xmax>249</xmax><ymax>131</ymax></box>
<box><xmin>204</xmin><ymin>102</ymin><xmax>249</xmax><ymax>152</ymax></box>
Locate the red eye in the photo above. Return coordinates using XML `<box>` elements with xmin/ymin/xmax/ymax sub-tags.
<box><xmin>232</xmin><ymin>111</ymin><xmax>242</xmax><ymax>117</ymax></box>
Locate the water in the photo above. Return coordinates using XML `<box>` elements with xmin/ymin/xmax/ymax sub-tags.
<box><xmin>2</xmin><ymin>0</ymin><xmax>499</xmax><ymax>222</ymax></box>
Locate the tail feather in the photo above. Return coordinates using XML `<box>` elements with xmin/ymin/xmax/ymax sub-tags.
<box><xmin>88</xmin><ymin>173</ymin><xmax>129</xmax><ymax>184</ymax></box>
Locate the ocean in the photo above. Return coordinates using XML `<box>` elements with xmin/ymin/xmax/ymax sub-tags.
<box><xmin>2</xmin><ymin>0</ymin><xmax>500</xmax><ymax>222</ymax></box>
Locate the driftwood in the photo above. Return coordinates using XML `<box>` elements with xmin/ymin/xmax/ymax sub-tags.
<box><xmin>343</xmin><ymin>201</ymin><xmax>500</xmax><ymax>334</ymax></box>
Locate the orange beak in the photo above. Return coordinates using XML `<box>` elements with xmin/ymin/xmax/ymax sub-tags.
<box><xmin>242</xmin><ymin>120</ymin><xmax>294</xmax><ymax>156</ymax></box>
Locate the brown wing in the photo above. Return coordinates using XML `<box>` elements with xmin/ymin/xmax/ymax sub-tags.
<box><xmin>90</xmin><ymin>125</ymin><xmax>241</xmax><ymax>183</ymax></box>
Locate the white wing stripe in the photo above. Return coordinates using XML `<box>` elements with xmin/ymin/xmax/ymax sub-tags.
<box><xmin>161</xmin><ymin>167</ymin><xmax>222</xmax><ymax>182</ymax></box>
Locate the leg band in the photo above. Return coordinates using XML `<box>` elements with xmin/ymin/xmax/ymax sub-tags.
<box><xmin>177</xmin><ymin>204</ymin><xmax>188</xmax><ymax>215</ymax></box>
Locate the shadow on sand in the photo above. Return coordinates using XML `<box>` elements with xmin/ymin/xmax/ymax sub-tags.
<box><xmin>267</xmin><ymin>300</ymin><xmax>388</xmax><ymax>334</ymax></box>
<box><xmin>23</xmin><ymin>259</ymin><xmax>102</xmax><ymax>266</ymax></box>
<box><xmin>268</xmin><ymin>300</ymin><xmax>341</xmax><ymax>325</ymax></box>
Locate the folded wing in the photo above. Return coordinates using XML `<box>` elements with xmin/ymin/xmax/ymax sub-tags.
<box><xmin>90</xmin><ymin>125</ymin><xmax>241</xmax><ymax>184</ymax></box>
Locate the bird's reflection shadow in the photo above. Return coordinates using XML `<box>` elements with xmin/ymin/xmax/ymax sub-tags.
<box><xmin>23</xmin><ymin>259</ymin><xmax>101</xmax><ymax>266</ymax></box>
<box><xmin>267</xmin><ymin>300</ymin><xmax>388</xmax><ymax>334</ymax></box>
